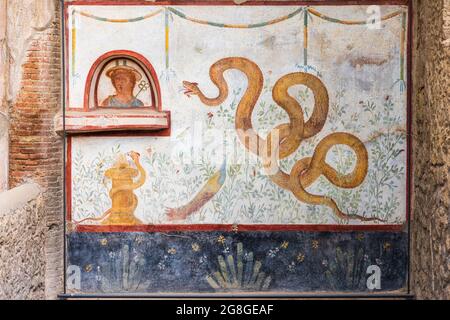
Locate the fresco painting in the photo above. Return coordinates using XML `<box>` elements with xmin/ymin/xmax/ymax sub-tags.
<box><xmin>99</xmin><ymin>59</ymin><xmax>149</xmax><ymax>108</ymax></box>
<box><xmin>68</xmin><ymin>232</ymin><xmax>407</xmax><ymax>293</ymax></box>
<box><xmin>65</xmin><ymin>3</ymin><xmax>410</xmax><ymax>294</ymax></box>
<box><xmin>182</xmin><ymin>57</ymin><xmax>378</xmax><ymax>223</ymax></box>
<box><xmin>74</xmin><ymin>151</ymin><xmax>147</xmax><ymax>226</ymax></box>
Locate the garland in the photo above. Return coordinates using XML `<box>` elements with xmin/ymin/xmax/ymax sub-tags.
<box><xmin>70</xmin><ymin>7</ymin><xmax>407</xmax><ymax>89</ymax></box>
<box><xmin>307</xmin><ymin>8</ymin><xmax>403</xmax><ymax>25</ymax></box>
<box><xmin>74</xmin><ymin>8</ymin><xmax>163</xmax><ymax>23</ymax></box>
<box><xmin>167</xmin><ymin>7</ymin><xmax>304</xmax><ymax>28</ymax></box>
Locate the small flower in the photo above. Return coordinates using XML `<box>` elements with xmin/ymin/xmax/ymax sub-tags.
<box><xmin>168</xmin><ymin>248</ymin><xmax>177</xmax><ymax>255</ymax></box>
<box><xmin>322</xmin><ymin>260</ymin><xmax>328</xmax><ymax>267</ymax></box>
<box><xmin>157</xmin><ymin>261</ymin><xmax>166</xmax><ymax>270</ymax></box>
<box><xmin>135</xmin><ymin>236</ymin><xmax>144</xmax><ymax>244</ymax></box>
<box><xmin>222</xmin><ymin>247</ymin><xmax>230</xmax><ymax>254</ymax></box>
<box><xmin>191</xmin><ymin>243</ymin><xmax>200</xmax><ymax>252</ymax></box>
<box><xmin>296</xmin><ymin>253</ymin><xmax>305</xmax><ymax>263</ymax></box>
<box><xmin>383</xmin><ymin>242</ymin><xmax>391</xmax><ymax>251</ymax></box>
<box><xmin>364</xmin><ymin>254</ymin><xmax>369</xmax><ymax>262</ymax></box>
<box><xmin>199</xmin><ymin>255</ymin><xmax>208</xmax><ymax>264</ymax></box>
<box><xmin>100</xmin><ymin>238</ymin><xmax>108</xmax><ymax>246</ymax></box>
<box><xmin>267</xmin><ymin>248</ymin><xmax>279</xmax><ymax>258</ymax></box>
<box><xmin>85</xmin><ymin>264</ymin><xmax>93</xmax><ymax>273</ymax></box>
<box><xmin>280</xmin><ymin>241</ymin><xmax>289</xmax><ymax>249</ymax></box>
<box><xmin>217</xmin><ymin>235</ymin><xmax>226</xmax><ymax>245</ymax></box>
<box><xmin>312</xmin><ymin>240</ymin><xmax>319</xmax><ymax>250</ymax></box>
<box><xmin>375</xmin><ymin>258</ymin><xmax>383</xmax><ymax>265</ymax></box>
<box><xmin>207</xmin><ymin>112</ymin><xmax>214</xmax><ymax>119</ymax></box>
<box><xmin>108</xmin><ymin>251</ymin><xmax>116</xmax><ymax>259</ymax></box>
<box><xmin>356</xmin><ymin>233</ymin><xmax>364</xmax><ymax>241</ymax></box>
<box><xmin>287</xmin><ymin>262</ymin><xmax>296</xmax><ymax>272</ymax></box>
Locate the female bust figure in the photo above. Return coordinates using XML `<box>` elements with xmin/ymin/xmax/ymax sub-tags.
<box><xmin>101</xmin><ymin>60</ymin><xmax>144</xmax><ymax>108</ymax></box>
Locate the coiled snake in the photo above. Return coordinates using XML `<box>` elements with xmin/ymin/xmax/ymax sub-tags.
<box><xmin>73</xmin><ymin>151</ymin><xmax>145</xmax><ymax>226</ymax></box>
<box><xmin>183</xmin><ymin>57</ymin><xmax>383</xmax><ymax>222</ymax></box>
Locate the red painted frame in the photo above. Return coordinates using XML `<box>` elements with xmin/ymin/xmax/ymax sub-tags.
<box><xmin>64</xmin><ymin>0</ymin><xmax>411</xmax><ymax>233</ymax></box>
<box><xmin>84</xmin><ymin>50</ymin><xmax>162</xmax><ymax>111</ymax></box>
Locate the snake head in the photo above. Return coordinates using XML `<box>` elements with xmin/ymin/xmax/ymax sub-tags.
<box><xmin>182</xmin><ymin>81</ymin><xmax>200</xmax><ymax>98</ymax></box>
<box><xmin>127</xmin><ymin>151</ymin><xmax>141</xmax><ymax>162</ymax></box>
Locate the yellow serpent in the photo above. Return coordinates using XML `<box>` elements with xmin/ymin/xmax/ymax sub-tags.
<box><xmin>73</xmin><ymin>152</ymin><xmax>145</xmax><ymax>225</ymax></box>
<box><xmin>183</xmin><ymin>57</ymin><xmax>383</xmax><ymax>222</ymax></box>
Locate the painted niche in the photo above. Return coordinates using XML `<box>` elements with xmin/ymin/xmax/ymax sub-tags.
<box><xmin>85</xmin><ymin>51</ymin><xmax>161</xmax><ymax>110</ymax></box>
<box><xmin>57</xmin><ymin>50</ymin><xmax>170</xmax><ymax>134</ymax></box>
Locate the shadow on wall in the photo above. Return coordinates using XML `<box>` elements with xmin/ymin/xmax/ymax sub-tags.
<box><xmin>0</xmin><ymin>183</ymin><xmax>45</xmax><ymax>299</ymax></box>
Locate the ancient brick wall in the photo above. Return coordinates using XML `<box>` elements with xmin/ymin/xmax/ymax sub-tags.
<box><xmin>7</xmin><ymin>1</ymin><xmax>63</xmax><ymax>299</ymax></box>
<box><xmin>411</xmin><ymin>0</ymin><xmax>450</xmax><ymax>299</ymax></box>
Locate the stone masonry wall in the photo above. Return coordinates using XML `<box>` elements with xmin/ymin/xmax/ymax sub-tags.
<box><xmin>0</xmin><ymin>184</ymin><xmax>45</xmax><ymax>300</ymax></box>
<box><xmin>411</xmin><ymin>0</ymin><xmax>450</xmax><ymax>299</ymax></box>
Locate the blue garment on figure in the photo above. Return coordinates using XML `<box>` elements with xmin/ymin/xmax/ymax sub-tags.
<box><xmin>103</xmin><ymin>96</ymin><xmax>144</xmax><ymax>108</ymax></box>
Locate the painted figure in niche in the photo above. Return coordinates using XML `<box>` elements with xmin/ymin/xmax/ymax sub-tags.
<box><xmin>101</xmin><ymin>60</ymin><xmax>145</xmax><ymax>108</ymax></box>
